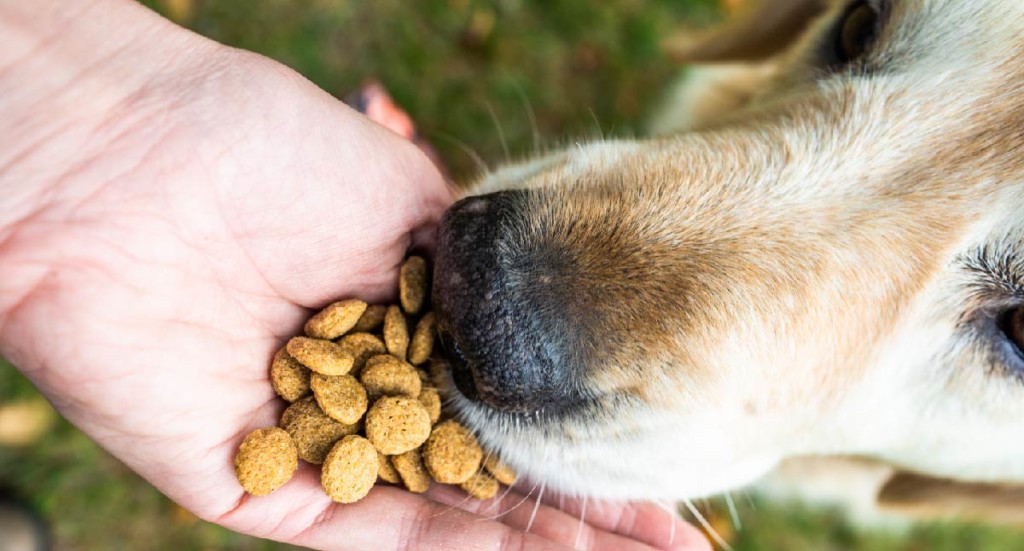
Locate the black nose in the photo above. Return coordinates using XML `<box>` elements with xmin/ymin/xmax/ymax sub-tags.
<box><xmin>433</xmin><ymin>190</ymin><xmax>580</xmax><ymax>414</ymax></box>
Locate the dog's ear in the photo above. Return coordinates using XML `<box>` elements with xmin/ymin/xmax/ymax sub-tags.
<box><xmin>664</xmin><ymin>0</ymin><xmax>832</xmax><ymax>62</ymax></box>
<box><xmin>878</xmin><ymin>472</ymin><xmax>1024</xmax><ymax>526</ymax></box>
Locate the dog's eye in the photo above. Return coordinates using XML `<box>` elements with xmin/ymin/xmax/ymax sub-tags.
<box><xmin>999</xmin><ymin>306</ymin><xmax>1024</xmax><ymax>358</ymax></box>
<box><xmin>835</xmin><ymin>1</ymin><xmax>879</xmax><ymax>64</ymax></box>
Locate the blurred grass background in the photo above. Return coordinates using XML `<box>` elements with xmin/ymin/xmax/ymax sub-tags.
<box><xmin>3</xmin><ymin>0</ymin><xmax>1024</xmax><ymax>549</ymax></box>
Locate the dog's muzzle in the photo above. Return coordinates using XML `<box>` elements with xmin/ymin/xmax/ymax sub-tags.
<box><xmin>433</xmin><ymin>190</ymin><xmax>584</xmax><ymax>415</ymax></box>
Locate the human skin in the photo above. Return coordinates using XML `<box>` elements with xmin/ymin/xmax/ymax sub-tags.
<box><xmin>0</xmin><ymin>1</ymin><xmax>709</xmax><ymax>549</ymax></box>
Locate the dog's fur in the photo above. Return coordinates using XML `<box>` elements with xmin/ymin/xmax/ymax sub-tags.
<box><xmin>441</xmin><ymin>0</ymin><xmax>1024</xmax><ymax>523</ymax></box>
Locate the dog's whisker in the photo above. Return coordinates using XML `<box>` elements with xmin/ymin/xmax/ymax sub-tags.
<box><xmin>683</xmin><ymin>499</ymin><xmax>733</xmax><ymax>551</ymax></box>
<box><xmin>725</xmin><ymin>493</ymin><xmax>742</xmax><ymax>531</ymax></box>
<box><xmin>509</xmin><ymin>76</ymin><xmax>542</xmax><ymax>155</ymax></box>
<box><xmin>422</xmin><ymin>129</ymin><xmax>491</xmax><ymax>177</ymax></box>
<box><xmin>484</xmin><ymin>101</ymin><xmax>511</xmax><ymax>164</ymax></box>
<box><xmin>525</xmin><ymin>480</ymin><xmax>546</xmax><ymax>533</ymax></box>
<box><xmin>573</xmin><ymin>495</ymin><xmax>589</xmax><ymax>550</ymax></box>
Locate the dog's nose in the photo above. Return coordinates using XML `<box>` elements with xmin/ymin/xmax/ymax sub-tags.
<box><xmin>433</xmin><ymin>190</ymin><xmax>580</xmax><ymax>414</ymax></box>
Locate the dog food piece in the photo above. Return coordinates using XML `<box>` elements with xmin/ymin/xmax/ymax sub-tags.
<box><xmin>351</xmin><ymin>305</ymin><xmax>387</xmax><ymax>333</ymax></box>
<box><xmin>460</xmin><ymin>471</ymin><xmax>499</xmax><ymax>500</ymax></box>
<box><xmin>392</xmin><ymin>448</ymin><xmax>431</xmax><ymax>494</ymax></box>
<box><xmin>423</xmin><ymin>420</ymin><xmax>483</xmax><ymax>484</ymax></box>
<box><xmin>286</xmin><ymin>337</ymin><xmax>354</xmax><ymax>376</ymax></box>
<box><xmin>361</xmin><ymin>355</ymin><xmax>422</xmax><ymax>400</ymax></box>
<box><xmin>407</xmin><ymin>312</ymin><xmax>437</xmax><ymax>365</ymax></box>
<box><xmin>304</xmin><ymin>299</ymin><xmax>368</xmax><ymax>340</ymax></box>
<box><xmin>418</xmin><ymin>388</ymin><xmax>441</xmax><ymax>425</ymax></box>
<box><xmin>234</xmin><ymin>427</ymin><xmax>298</xmax><ymax>496</ymax></box>
<box><xmin>270</xmin><ymin>347</ymin><xmax>311</xmax><ymax>402</ymax></box>
<box><xmin>321</xmin><ymin>435</ymin><xmax>378</xmax><ymax>503</ymax></box>
<box><xmin>383</xmin><ymin>305</ymin><xmax>409</xmax><ymax>360</ymax></box>
<box><xmin>399</xmin><ymin>256</ymin><xmax>428</xmax><ymax>315</ymax></box>
<box><xmin>377</xmin><ymin>452</ymin><xmax>401</xmax><ymax>484</ymax></box>
<box><xmin>311</xmin><ymin>373</ymin><xmax>368</xmax><ymax>425</ymax></box>
<box><xmin>337</xmin><ymin>332</ymin><xmax>387</xmax><ymax>374</ymax></box>
<box><xmin>483</xmin><ymin>456</ymin><xmax>517</xmax><ymax>486</ymax></box>
<box><xmin>365</xmin><ymin>396</ymin><xmax>432</xmax><ymax>455</ymax></box>
<box><xmin>280</xmin><ymin>396</ymin><xmax>360</xmax><ymax>464</ymax></box>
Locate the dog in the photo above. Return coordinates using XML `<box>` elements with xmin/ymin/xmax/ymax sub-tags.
<box><xmin>427</xmin><ymin>0</ymin><xmax>1024</xmax><ymax>527</ymax></box>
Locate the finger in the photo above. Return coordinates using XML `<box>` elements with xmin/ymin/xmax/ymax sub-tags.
<box><xmin>216</xmin><ymin>469</ymin><xmax>572</xmax><ymax>551</ymax></box>
<box><xmin>427</xmin><ymin>484</ymin><xmax>710</xmax><ymax>551</ymax></box>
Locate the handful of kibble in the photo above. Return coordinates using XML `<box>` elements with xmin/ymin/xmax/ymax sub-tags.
<box><xmin>234</xmin><ymin>257</ymin><xmax>517</xmax><ymax>504</ymax></box>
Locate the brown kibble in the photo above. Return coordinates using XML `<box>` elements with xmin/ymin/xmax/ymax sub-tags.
<box><xmin>407</xmin><ymin>312</ymin><xmax>437</xmax><ymax>365</ymax></box>
<box><xmin>365</xmin><ymin>396</ymin><xmax>432</xmax><ymax>455</ymax></box>
<box><xmin>392</xmin><ymin>448</ymin><xmax>431</xmax><ymax>494</ymax></box>
<box><xmin>286</xmin><ymin>337</ymin><xmax>354</xmax><ymax>376</ymax></box>
<box><xmin>270</xmin><ymin>347</ymin><xmax>311</xmax><ymax>402</ymax></box>
<box><xmin>377</xmin><ymin>452</ymin><xmax>401</xmax><ymax>484</ymax></box>
<box><xmin>399</xmin><ymin>256</ymin><xmax>428</xmax><ymax>315</ymax></box>
<box><xmin>322</xmin><ymin>435</ymin><xmax>378</xmax><ymax>504</ymax></box>
<box><xmin>483</xmin><ymin>455</ymin><xmax>518</xmax><ymax>486</ymax></box>
<box><xmin>311</xmin><ymin>373</ymin><xmax>368</xmax><ymax>425</ymax></box>
<box><xmin>418</xmin><ymin>388</ymin><xmax>442</xmax><ymax>425</ymax></box>
<box><xmin>280</xmin><ymin>397</ymin><xmax>360</xmax><ymax>464</ymax></box>
<box><xmin>351</xmin><ymin>305</ymin><xmax>387</xmax><ymax>333</ymax></box>
<box><xmin>460</xmin><ymin>471</ymin><xmax>499</xmax><ymax>500</ymax></box>
<box><xmin>337</xmin><ymin>332</ymin><xmax>387</xmax><ymax>374</ymax></box>
<box><xmin>361</xmin><ymin>355</ymin><xmax>422</xmax><ymax>400</ymax></box>
<box><xmin>234</xmin><ymin>427</ymin><xmax>298</xmax><ymax>496</ymax></box>
<box><xmin>304</xmin><ymin>299</ymin><xmax>367</xmax><ymax>339</ymax></box>
<box><xmin>423</xmin><ymin>420</ymin><xmax>483</xmax><ymax>484</ymax></box>
<box><xmin>383</xmin><ymin>305</ymin><xmax>409</xmax><ymax>360</ymax></box>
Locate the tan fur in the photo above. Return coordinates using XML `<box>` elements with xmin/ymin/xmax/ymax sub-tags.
<box><xmin>444</xmin><ymin>0</ymin><xmax>1024</xmax><ymax>522</ymax></box>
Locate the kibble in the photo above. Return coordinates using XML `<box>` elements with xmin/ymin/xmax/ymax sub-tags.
<box><xmin>392</xmin><ymin>448</ymin><xmax>431</xmax><ymax>494</ymax></box>
<box><xmin>407</xmin><ymin>312</ymin><xmax>437</xmax><ymax>365</ymax></box>
<box><xmin>311</xmin><ymin>373</ymin><xmax>367</xmax><ymax>425</ymax></box>
<box><xmin>423</xmin><ymin>420</ymin><xmax>484</xmax><ymax>484</ymax></box>
<box><xmin>270</xmin><ymin>347</ymin><xmax>311</xmax><ymax>402</ymax></box>
<box><xmin>305</xmin><ymin>299</ymin><xmax>367</xmax><ymax>340</ymax></box>
<box><xmin>280</xmin><ymin>396</ymin><xmax>360</xmax><ymax>464</ymax></box>
<box><xmin>235</xmin><ymin>256</ymin><xmax>518</xmax><ymax>503</ymax></box>
<box><xmin>234</xmin><ymin>428</ymin><xmax>298</xmax><ymax>496</ymax></box>
<box><xmin>365</xmin><ymin>396</ymin><xmax>432</xmax><ymax>455</ymax></box>
<box><xmin>361</xmin><ymin>355</ymin><xmax>421</xmax><ymax>400</ymax></box>
<box><xmin>322</xmin><ymin>435</ymin><xmax>378</xmax><ymax>503</ymax></box>
<box><xmin>286</xmin><ymin>337</ymin><xmax>354</xmax><ymax>376</ymax></box>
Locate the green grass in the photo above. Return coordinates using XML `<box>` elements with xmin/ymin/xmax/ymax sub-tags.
<box><xmin>2</xmin><ymin>0</ymin><xmax>1023</xmax><ymax>548</ymax></box>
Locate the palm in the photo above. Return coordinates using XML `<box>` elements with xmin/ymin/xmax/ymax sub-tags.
<box><xmin>1</xmin><ymin>50</ymin><xmax>705</xmax><ymax>550</ymax></box>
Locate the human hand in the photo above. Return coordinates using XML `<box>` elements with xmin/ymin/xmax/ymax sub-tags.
<box><xmin>0</xmin><ymin>1</ymin><xmax>709</xmax><ymax>549</ymax></box>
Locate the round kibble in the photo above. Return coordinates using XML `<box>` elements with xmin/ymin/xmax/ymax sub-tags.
<box><xmin>483</xmin><ymin>455</ymin><xmax>518</xmax><ymax>486</ymax></box>
<box><xmin>423</xmin><ymin>420</ymin><xmax>483</xmax><ymax>484</ymax></box>
<box><xmin>407</xmin><ymin>312</ymin><xmax>437</xmax><ymax>366</ymax></box>
<box><xmin>234</xmin><ymin>427</ymin><xmax>298</xmax><ymax>496</ymax></box>
<box><xmin>365</xmin><ymin>397</ymin><xmax>432</xmax><ymax>455</ymax></box>
<box><xmin>383</xmin><ymin>306</ymin><xmax>409</xmax><ymax>360</ymax></box>
<box><xmin>286</xmin><ymin>337</ymin><xmax>354</xmax><ymax>376</ymax></box>
<box><xmin>392</xmin><ymin>448</ymin><xmax>431</xmax><ymax>494</ymax></box>
<box><xmin>399</xmin><ymin>256</ymin><xmax>428</xmax><ymax>315</ymax></box>
<box><xmin>351</xmin><ymin>305</ymin><xmax>387</xmax><ymax>333</ymax></box>
<box><xmin>322</xmin><ymin>435</ymin><xmax>377</xmax><ymax>504</ymax></box>
<box><xmin>270</xmin><ymin>347</ymin><xmax>311</xmax><ymax>402</ymax></box>
<box><xmin>311</xmin><ymin>373</ymin><xmax>367</xmax><ymax>425</ymax></box>
<box><xmin>418</xmin><ymin>388</ymin><xmax>441</xmax><ymax>425</ymax></box>
<box><xmin>460</xmin><ymin>471</ymin><xmax>499</xmax><ymax>500</ymax></box>
<box><xmin>361</xmin><ymin>355</ymin><xmax>421</xmax><ymax>400</ymax></box>
<box><xmin>305</xmin><ymin>299</ymin><xmax>367</xmax><ymax>340</ymax></box>
<box><xmin>280</xmin><ymin>397</ymin><xmax>360</xmax><ymax>464</ymax></box>
<box><xmin>377</xmin><ymin>452</ymin><xmax>401</xmax><ymax>484</ymax></box>
<box><xmin>337</xmin><ymin>332</ymin><xmax>386</xmax><ymax>374</ymax></box>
